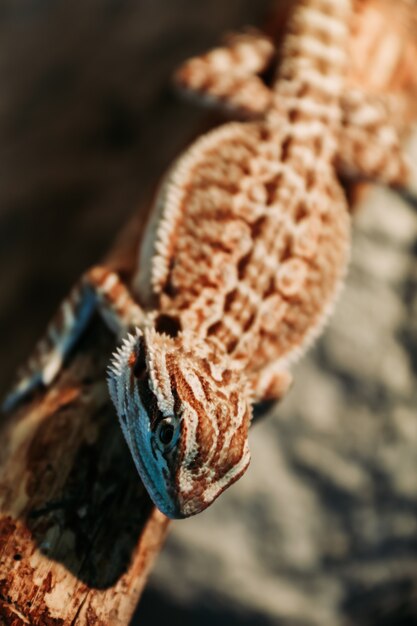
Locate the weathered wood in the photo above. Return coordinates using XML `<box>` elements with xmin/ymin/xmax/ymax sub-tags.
<box><xmin>0</xmin><ymin>212</ymin><xmax>171</xmax><ymax>625</ymax></box>
<box><xmin>1</xmin><ymin>1</ymin><xmax>417</xmax><ymax>624</ymax></box>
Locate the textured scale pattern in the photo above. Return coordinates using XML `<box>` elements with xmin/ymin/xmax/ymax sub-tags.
<box><xmin>3</xmin><ymin>0</ymin><xmax>414</xmax><ymax>518</ymax></box>
<box><xmin>174</xmin><ymin>30</ymin><xmax>275</xmax><ymax>117</ymax></box>
<box><xmin>141</xmin><ymin>121</ymin><xmax>350</xmax><ymax>386</ymax></box>
<box><xmin>337</xmin><ymin>89</ymin><xmax>410</xmax><ymax>184</ymax></box>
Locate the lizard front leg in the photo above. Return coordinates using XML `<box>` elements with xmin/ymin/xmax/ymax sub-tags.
<box><xmin>337</xmin><ymin>88</ymin><xmax>412</xmax><ymax>190</ymax></box>
<box><xmin>248</xmin><ymin>364</ymin><xmax>293</xmax><ymax>405</ymax></box>
<box><xmin>3</xmin><ymin>266</ymin><xmax>144</xmax><ymax>412</ymax></box>
<box><xmin>176</xmin><ymin>39</ymin><xmax>414</xmax><ymax>195</ymax></box>
<box><xmin>174</xmin><ymin>29</ymin><xmax>275</xmax><ymax>118</ymax></box>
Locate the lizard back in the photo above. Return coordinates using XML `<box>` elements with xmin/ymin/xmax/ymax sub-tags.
<box><xmin>135</xmin><ymin>117</ymin><xmax>350</xmax><ymax>378</ymax></box>
<box><xmin>135</xmin><ymin>0</ymin><xmax>352</xmax><ymax>380</ymax></box>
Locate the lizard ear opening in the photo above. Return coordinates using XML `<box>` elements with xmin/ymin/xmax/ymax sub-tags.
<box><xmin>154</xmin><ymin>313</ymin><xmax>181</xmax><ymax>338</ymax></box>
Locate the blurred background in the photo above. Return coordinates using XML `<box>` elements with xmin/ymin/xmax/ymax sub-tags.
<box><xmin>1</xmin><ymin>1</ymin><xmax>417</xmax><ymax>625</ymax></box>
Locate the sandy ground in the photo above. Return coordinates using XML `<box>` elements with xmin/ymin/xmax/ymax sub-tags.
<box><xmin>0</xmin><ymin>1</ymin><xmax>417</xmax><ymax>625</ymax></box>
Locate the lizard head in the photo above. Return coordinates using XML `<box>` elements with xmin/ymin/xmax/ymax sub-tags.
<box><xmin>107</xmin><ymin>327</ymin><xmax>251</xmax><ymax>518</ymax></box>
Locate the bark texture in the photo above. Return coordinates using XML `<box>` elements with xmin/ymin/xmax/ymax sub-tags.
<box><xmin>0</xmin><ymin>1</ymin><xmax>417</xmax><ymax>625</ymax></box>
<box><xmin>0</xmin><ymin>215</ymin><xmax>171</xmax><ymax>625</ymax></box>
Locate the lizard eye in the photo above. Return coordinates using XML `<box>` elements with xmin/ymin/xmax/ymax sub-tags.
<box><xmin>155</xmin><ymin>416</ymin><xmax>179</xmax><ymax>449</ymax></box>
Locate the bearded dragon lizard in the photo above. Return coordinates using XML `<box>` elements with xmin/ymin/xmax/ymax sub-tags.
<box><xmin>3</xmin><ymin>0</ymin><xmax>413</xmax><ymax>518</ymax></box>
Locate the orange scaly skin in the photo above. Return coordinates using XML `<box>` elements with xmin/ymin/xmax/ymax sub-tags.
<box><xmin>3</xmin><ymin>0</ymin><xmax>413</xmax><ymax>518</ymax></box>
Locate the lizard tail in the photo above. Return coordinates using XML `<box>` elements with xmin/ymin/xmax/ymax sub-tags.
<box><xmin>274</xmin><ymin>0</ymin><xmax>352</xmax><ymax>107</ymax></box>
